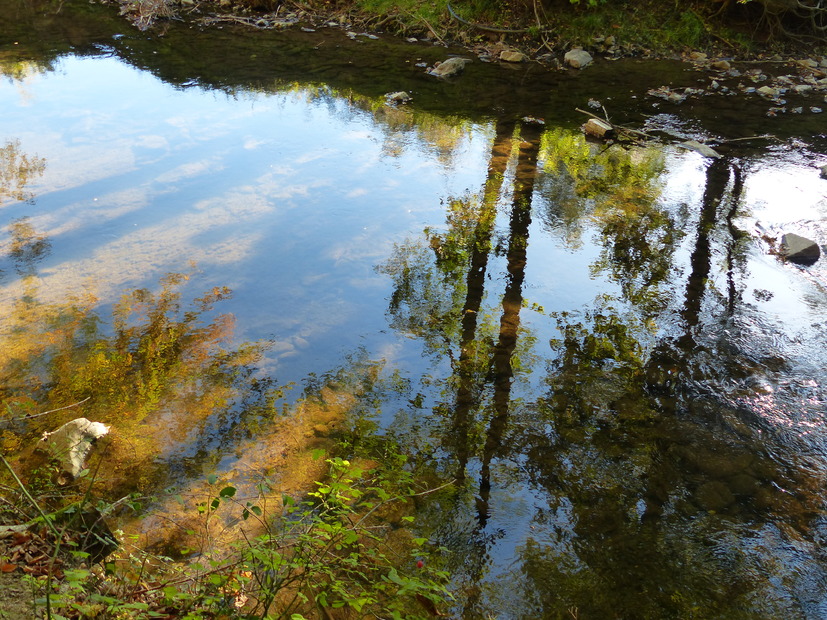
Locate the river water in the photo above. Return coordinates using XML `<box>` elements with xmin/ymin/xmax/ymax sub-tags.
<box><xmin>2</xmin><ymin>1</ymin><xmax>827</xmax><ymax>617</ymax></box>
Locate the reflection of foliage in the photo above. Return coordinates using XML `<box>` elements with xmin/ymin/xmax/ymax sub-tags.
<box><xmin>0</xmin><ymin>57</ymin><xmax>54</xmax><ymax>83</ymax></box>
<box><xmin>0</xmin><ymin>271</ymin><xmax>279</xmax><ymax>473</ymax></box>
<box><xmin>539</xmin><ymin>129</ymin><xmax>680</xmax><ymax>311</ymax></box>
<box><xmin>551</xmin><ymin>307</ymin><xmax>647</xmax><ymax>376</ymax></box>
<box><xmin>0</xmin><ymin>139</ymin><xmax>47</xmax><ymax>204</ymax></box>
<box><xmin>8</xmin><ymin>217</ymin><xmax>51</xmax><ymax>276</ymax></box>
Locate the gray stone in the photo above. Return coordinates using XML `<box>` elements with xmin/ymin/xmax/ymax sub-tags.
<box><xmin>385</xmin><ymin>91</ymin><xmax>412</xmax><ymax>104</ymax></box>
<box><xmin>39</xmin><ymin>418</ymin><xmax>110</xmax><ymax>480</ymax></box>
<box><xmin>821</xmin><ymin>164</ymin><xmax>827</xmax><ymax>179</ymax></box>
<box><xmin>757</xmin><ymin>85</ymin><xmax>779</xmax><ymax>97</ymax></box>
<box><xmin>680</xmin><ymin>140</ymin><xmax>722</xmax><ymax>159</ymax></box>
<box><xmin>429</xmin><ymin>56</ymin><xmax>471</xmax><ymax>78</ymax></box>
<box><xmin>500</xmin><ymin>50</ymin><xmax>528</xmax><ymax>63</ymax></box>
<box><xmin>782</xmin><ymin>232</ymin><xmax>821</xmax><ymax>265</ymax></box>
<box><xmin>564</xmin><ymin>48</ymin><xmax>593</xmax><ymax>69</ymax></box>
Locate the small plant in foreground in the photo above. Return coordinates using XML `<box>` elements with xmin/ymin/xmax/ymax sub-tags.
<box><xmin>13</xmin><ymin>455</ymin><xmax>452</xmax><ymax>619</ymax></box>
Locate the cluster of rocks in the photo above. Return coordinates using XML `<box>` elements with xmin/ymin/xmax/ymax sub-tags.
<box><xmin>645</xmin><ymin>51</ymin><xmax>827</xmax><ymax>116</ymax></box>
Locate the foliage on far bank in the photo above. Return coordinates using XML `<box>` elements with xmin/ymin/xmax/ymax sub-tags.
<box><xmin>110</xmin><ymin>0</ymin><xmax>827</xmax><ymax>56</ymax></box>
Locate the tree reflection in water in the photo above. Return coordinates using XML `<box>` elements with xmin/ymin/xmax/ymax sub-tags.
<box><xmin>0</xmin><ymin>219</ymin><xmax>285</xmax><ymax>497</ymax></box>
<box><xmin>380</xmin><ymin>123</ymin><xmax>827</xmax><ymax>618</ymax></box>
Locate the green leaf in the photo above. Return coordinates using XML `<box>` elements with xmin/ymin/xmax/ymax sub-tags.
<box><xmin>219</xmin><ymin>485</ymin><xmax>237</xmax><ymax>498</ymax></box>
<box><xmin>206</xmin><ymin>473</ymin><xmax>218</xmax><ymax>485</ymax></box>
<box><xmin>311</xmin><ymin>448</ymin><xmax>326</xmax><ymax>460</ymax></box>
<box><xmin>163</xmin><ymin>585</ymin><xmax>180</xmax><ymax>597</ymax></box>
<box><xmin>386</xmin><ymin>567</ymin><xmax>406</xmax><ymax>586</ymax></box>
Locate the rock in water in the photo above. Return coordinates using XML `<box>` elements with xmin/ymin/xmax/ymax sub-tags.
<box><xmin>782</xmin><ymin>233</ymin><xmax>821</xmax><ymax>265</ymax></box>
<box><xmin>564</xmin><ymin>48</ymin><xmax>593</xmax><ymax>69</ymax></box>
<box><xmin>385</xmin><ymin>91</ymin><xmax>412</xmax><ymax>104</ymax></box>
<box><xmin>39</xmin><ymin>418</ymin><xmax>110</xmax><ymax>480</ymax></box>
<box><xmin>429</xmin><ymin>57</ymin><xmax>471</xmax><ymax>78</ymax></box>
<box><xmin>680</xmin><ymin>140</ymin><xmax>722</xmax><ymax>159</ymax></box>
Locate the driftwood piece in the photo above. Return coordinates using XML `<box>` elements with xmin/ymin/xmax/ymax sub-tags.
<box><xmin>582</xmin><ymin>118</ymin><xmax>614</xmax><ymax>139</ymax></box>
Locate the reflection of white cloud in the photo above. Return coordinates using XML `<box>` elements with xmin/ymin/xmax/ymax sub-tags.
<box><xmin>135</xmin><ymin>135</ymin><xmax>169</xmax><ymax>149</ymax></box>
<box><xmin>346</xmin><ymin>188</ymin><xmax>368</xmax><ymax>198</ymax></box>
<box><xmin>328</xmin><ymin>231</ymin><xmax>390</xmax><ymax>265</ymax></box>
<box><xmin>342</xmin><ymin>130</ymin><xmax>372</xmax><ymax>141</ymax></box>
<box><xmin>156</xmin><ymin>158</ymin><xmax>221</xmax><ymax>184</ymax></box>
<box><xmin>243</xmin><ymin>138</ymin><xmax>267</xmax><ymax>150</ymax></box>
<box><xmin>295</xmin><ymin>149</ymin><xmax>330</xmax><ymax>164</ymax></box>
<box><xmin>0</xmin><ymin>188</ymin><xmax>275</xmax><ymax>308</ymax></box>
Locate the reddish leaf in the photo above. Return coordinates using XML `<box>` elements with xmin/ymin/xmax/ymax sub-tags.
<box><xmin>0</xmin><ymin>563</ymin><xmax>18</xmax><ymax>573</ymax></box>
<box><xmin>416</xmin><ymin>594</ymin><xmax>446</xmax><ymax>617</ymax></box>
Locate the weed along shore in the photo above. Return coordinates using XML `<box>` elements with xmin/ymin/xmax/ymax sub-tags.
<box><xmin>2</xmin><ymin>0</ymin><xmax>827</xmax><ymax>618</ymax></box>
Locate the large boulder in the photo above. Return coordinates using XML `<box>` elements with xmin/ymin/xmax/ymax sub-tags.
<box><xmin>781</xmin><ymin>232</ymin><xmax>821</xmax><ymax>265</ymax></box>
<box><xmin>38</xmin><ymin>418</ymin><xmax>110</xmax><ymax>480</ymax></box>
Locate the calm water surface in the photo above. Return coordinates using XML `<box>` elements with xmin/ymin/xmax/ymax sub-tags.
<box><xmin>2</xmin><ymin>3</ymin><xmax>827</xmax><ymax>617</ymax></box>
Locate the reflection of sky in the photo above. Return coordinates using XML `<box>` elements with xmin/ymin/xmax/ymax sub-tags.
<box><xmin>4</xmin><ymin>49</ymin><xmax>827</xmax><ymax>617</ymax></box>
<box><xmin>0</xmin><ymin>54</ymin><xmax>487</xmax><ymax>383</ymax></box>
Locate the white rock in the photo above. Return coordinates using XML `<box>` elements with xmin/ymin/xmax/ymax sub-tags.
<box><xmin>39</xmin><ymin>418</ymin><xmax>110</xmax><ymax>479</ymax></box>
<box><xmin>680</xmin><ymin>140</ymin><xmax>722</xmax><ymax>159</ymax></box>
<box><xmin>564</xmin><ymin>48</ymin><xmax>593</xmax><ymax>69</ymax></box>
<box><xmin>429</xmin><ymin>57</ymin><xmax>471</xmax><ymax>78</ymax></box>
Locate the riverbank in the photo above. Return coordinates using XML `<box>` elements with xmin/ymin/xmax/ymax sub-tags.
<box><xmin>116</xmin><ymin>0</ymin><xmax>826</xmax><ymax>61</ymax></box>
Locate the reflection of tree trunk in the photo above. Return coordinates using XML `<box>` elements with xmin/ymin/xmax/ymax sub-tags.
<box><xmin>477</xmin><ymin>124</ymin><xmax>542</xmax><ymax>525</ymax></box>
<box><xmin>452</xmin><ymin>120</ymin><xmax>515</xmax><ymax>482</ymax></box>
<box><xmin>642</xmin><ymin>158</ymin><xmax>734</xmax><ymax>521</ymax></box>
<box><xmin>725</xmin><ymin>165</ymin><xmax>744</xmax><ymax>315</ymax></box>
<box><xmin>679</xmin><ymin>157</ymin><xmax>730</xmax><ymax>344</ymax></box>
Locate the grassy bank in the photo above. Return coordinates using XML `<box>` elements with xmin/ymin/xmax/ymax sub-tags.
<box><xmin>115</xmin><ymin>0</ymin><xmax>825</xmax><ymax>58</ymax></box>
